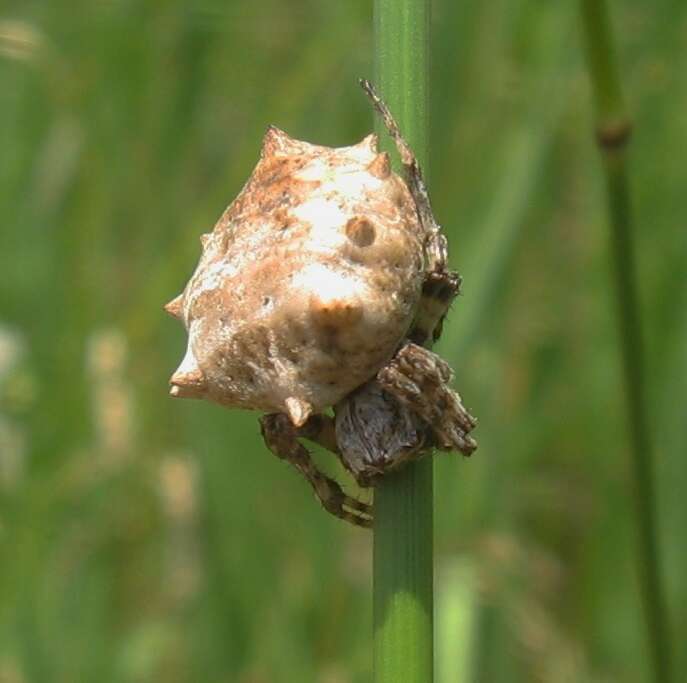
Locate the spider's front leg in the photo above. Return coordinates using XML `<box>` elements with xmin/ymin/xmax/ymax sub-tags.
<box><xmin>259</xmin><ymin>413</ymin><xmax>373</xmax><ymax>528</ymax></box>
<box><xmin>377</xmin><ymin>343</ymin><xmax>477</xmax><ymax>455</ymax></box>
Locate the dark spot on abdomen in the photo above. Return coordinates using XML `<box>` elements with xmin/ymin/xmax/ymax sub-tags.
<box><xmin>345</xmin><ymin>217</ymin><xmax>376</xmax><ymax>247</ymax></box>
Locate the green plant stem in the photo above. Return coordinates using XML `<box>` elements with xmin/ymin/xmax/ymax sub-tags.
<box><xmin>579</xmin><ymin>3</ymin><xmax>672</xmax><ymax>682</ymax></box>
<box><xmin>372</xmin><ymin>2</ymin><xmax>433</xmax><ymax>682</ymax></box>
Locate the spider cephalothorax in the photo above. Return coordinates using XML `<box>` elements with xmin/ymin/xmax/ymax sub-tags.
<box><xmin>166</xmin><ymin>81</ymin><xmax>476</xmax><ymax>527</ymax></box>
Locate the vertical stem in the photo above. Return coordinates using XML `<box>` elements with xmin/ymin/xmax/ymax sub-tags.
<box><xmin>579</xmin><ymin>3</ymin><xmax>673</xmax><ymax>682</ymax></box>
<box><xmin>372</xmin><ymin>2</ymin><xmax>433</xmax><ymax>682</ymax></box>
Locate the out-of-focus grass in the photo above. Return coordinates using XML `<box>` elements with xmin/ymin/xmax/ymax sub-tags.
<box><xmin>0</xmin><ymin>1</ymin><xmax>685</xmax><ymax>681</ymax></box>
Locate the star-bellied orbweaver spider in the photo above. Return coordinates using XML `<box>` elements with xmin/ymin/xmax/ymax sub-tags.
<box><xmin>258</xmin><ymin>81</ymin><xmax>476</xmax><ymax>527</ymax></box>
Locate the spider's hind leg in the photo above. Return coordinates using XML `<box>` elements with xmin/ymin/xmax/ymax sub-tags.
<box><xmin>260</xmin><ymin>413</ymin><xmax>372</xmax><ymax>528</ymax></box>
<box><xmin>359</xmin><ymin>78</ymin><xmax>448</xmax><ymax>272</ymax></box>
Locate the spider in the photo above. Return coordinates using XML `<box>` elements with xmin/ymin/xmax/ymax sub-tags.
<box><xmin>258</xmin><ymin>81</ymin><xmax>476</xmax><ymax>528</ymax></box>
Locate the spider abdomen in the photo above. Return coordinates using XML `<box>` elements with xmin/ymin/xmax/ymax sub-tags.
<box><xmin>166</xmin><ymin>126</ymin><xmax>425</xmax><ymax>425</ymax></box>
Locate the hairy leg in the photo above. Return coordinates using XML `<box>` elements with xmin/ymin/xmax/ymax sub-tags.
<box><xmin>360</xmin><ymin>78</ymin><xmax>448</xmax><ymax>274</ymax></box>
<box><xmin>377</xmin><ymin>343</ymin><xmax>477</xmax><ymax>455</ymax></box>
<box><xmin>410</xmin><ymin>269</ymin><xmax>461</xmax><ymax>346</ymax></box>
<box><xmin>260</xmin><ymin>413</ymin><xmax>372</xmax><ymax>527</ymax></box>
<box><xmin>360</xmin><ymin>81</ymin><xmax>465</xmax><ymax>349</ymax></box>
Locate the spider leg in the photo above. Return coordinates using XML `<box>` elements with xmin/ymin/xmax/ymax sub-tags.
<box><xmin>410</xmin><ymin>269</ymin><xmax>462</xmax><ymax>346</ymax></box>
<box><xmin>359</xmin><ymin>78</ymin><xmax>447</xmax><ymax>272</ymax></box>
<box><xmin>260</xmin><ymin>413</ymin><xmax>372</xmax><ymax>528</ymax></box>
<box><xmin>377</xmin><ymin>343</ymin><xmax>477</xmax><ymax>455</ymax></box>
<box><xmin>296</xmin><ymin>412</ymin><xmax>380</xmax><ymax>488</ymax></box>
<box><xmin>360</xmin><ymin>79</ymin><xmax>463</xmax><ymax>347</ymax></box>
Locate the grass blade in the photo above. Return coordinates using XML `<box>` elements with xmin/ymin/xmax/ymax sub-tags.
<box><xmin>372</xmin><ymin>1</ymin><xmax>433</xmax><ymax>681</ymax></box>
<box><xmin>579</xmin><ymin>2</ymin><xmax>673</xmax><ymax>681</ymax></box>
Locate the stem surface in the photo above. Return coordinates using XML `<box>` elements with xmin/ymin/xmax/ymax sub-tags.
<box><xmin>372</xmin><ymin>2</ymin><xmax>433</xmax><ymax>682</ymax></box>
<box><xmin>579</xmin><ymin>2</ymin><xmax>672</xmax><ymax>682</ymax></box>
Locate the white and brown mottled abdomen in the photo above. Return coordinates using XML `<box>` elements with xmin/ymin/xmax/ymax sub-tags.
<box><xmin>166</xmin><ymin>127</ymin><xmax>425</xmax><ymax>426</ymax></box>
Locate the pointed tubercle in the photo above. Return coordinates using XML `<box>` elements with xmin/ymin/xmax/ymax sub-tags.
<box><xmin>284</xmin><ymin>396</ymin><xmax>313</xmax><ymax>428</ymax></box>
<box><xmin>169</xmin><ymin>346</ymin><xmax>206</xmax><ymax>399</ymax></box>
<box><xmin>261</xmin><ymin>125</ymin><xmax>306</xmax><ymax>158</ymax></box>
<box><xmin>368</xmin><ymin>151</ymin><xmax>390</xmax><ymax>179</ymax></box>
<box><xmin>164</xmin><ymin>294</ymin><xmax>184</xmax><ymax>320</ymax></box>
<box><xmin>357</xmin><ymin>132</ymin><xmax>379</xmax><ymax>153</ymax></box>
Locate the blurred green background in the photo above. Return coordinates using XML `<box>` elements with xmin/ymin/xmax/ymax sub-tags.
<box><xmin>1</xmin><ymin>1</ymin><xmax>685</xmax><ymax>681</ymax></box>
